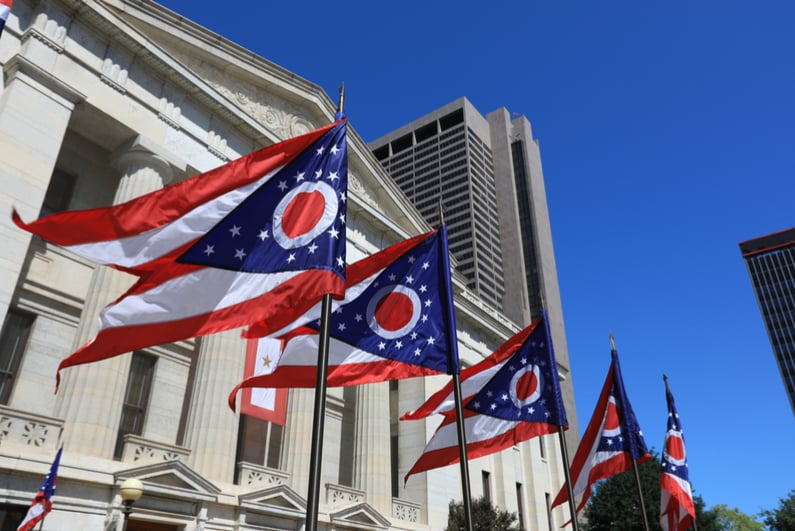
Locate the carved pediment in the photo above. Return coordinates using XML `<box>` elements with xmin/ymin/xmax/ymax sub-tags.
<box><xmin>239</xmin><ymin>484</ymin><xmax>306</xmax><ymax>518</ymax></box>
<box><xmin>114</xmin><ymin>459</ymin><xmax>220</xmax><ymax>503</ymax></box>
<box><xmin>330</xmin><ymin>502</ymin><xmax>391</xmax><ymax>530</ymax></box>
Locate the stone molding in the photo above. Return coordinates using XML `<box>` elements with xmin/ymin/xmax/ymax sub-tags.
<box><xmin>392</xmin><ymin>498</ymin><xmax>421</xmax><ymax>523</ymax></box>
<box><xmin>325</xmin><ymin>482</ymin><xmax>365</xmax><ymax>508</ymax></box>
<box><xmin>236</xmin><ymin>461</ymin><xmax>289</xmax><ymax>489</ymax></box>
<box><xmin>0</xmin><ymin>405</ymin><xmax>63</xmax><ymax>453</ymax></box>
<box><xmin>120</xmin><ymin>434</ymin><xmax>191</xmax><ymax>465</ymax></box>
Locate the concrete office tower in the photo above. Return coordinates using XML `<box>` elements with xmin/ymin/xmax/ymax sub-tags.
<box><xmin>740</xmin><ymin>228</ymin><xmax>795</xmax><ymax>415</ymax></box>
<box><xmin>370</xmin><ymin>98</ymin><xmax>578</xmax><ymax>438</ymax></box>
<box><xmin>0</xmin><ymin>2</ymin><xmax>575</xmax><ymax>529</ymax></box>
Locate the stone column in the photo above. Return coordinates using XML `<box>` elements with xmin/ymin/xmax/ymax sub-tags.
<box><xmin>354</xmin><ymin>381</ymin><xmax>392</xmax><ymax>515</ymax></box>
<box><xmin>280</xmin><ymin>388</ymin><xmax>317</xmax><ymax>493</ymax></box>
<box><xmin>183</xmin><ymin>329</ymin><xmax>246</xmax><ymax>483</ymax></box>
<box><xmin>0</xmin><ymin>56</ymin><xmax>82</xmax><ymax>322</ymax></box>
<box><xmin>56</xmin><ymin>140</ymin><xmax>172</xmax><ymax>458</ymax></box>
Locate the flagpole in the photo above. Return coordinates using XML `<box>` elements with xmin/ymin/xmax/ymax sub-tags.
<box><xmin>556</xmin><ymin>427</ymin><xmax>580</xmax><ymax>531</ymax></box>
<box><xmin>304</xmin><ymin>87</ymin><xmax>345</xmax><ymax>531</ymax></box>
<box><xmin>452</xmin><ymin>372</ymin><xmax>474</xmax><ymax>531</ymax></box>
<box><xmin>630</xmin><ymin>457</ymin><xmax>650</xmax><ymax>531</ymax></box>
<box><xmin>613</xmin><ymin>334</ymin><xmax>649</xmax><ymax>531</ymax></box>
<box><xmin>437</xmin><ymin>212</ymin><xmax>473</xmax><ymax>531</ymax></box>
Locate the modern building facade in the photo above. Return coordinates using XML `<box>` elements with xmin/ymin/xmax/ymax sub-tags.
<box><xmin>370</xmin><ymin>98</ymin><xmax>578</xmax><ymax>442</ymax></box>
<box><xmin>0</xmin><ymin>1</ymin><xmax>575</xmax><ymax>530</ymax></box>
<box><xmin>740</xmin><ymin>228</ymin><xmax>795</xmax><ymax>415</ymax></box>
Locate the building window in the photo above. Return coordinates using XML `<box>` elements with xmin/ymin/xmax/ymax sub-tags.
<box><xmin>39</xmin><ymin>169</ymin><xmax>76</xmax><ymax>218</ymax></box>
<box><xmin>234</xmin><ymin>414</ymin><xmax>283</xmax><ymax>481</ymax></box>
<box><xmin>114</xmin><ymin>352</ymin><xmax>156</xmax><ymax>459</ymax></box>
<box><xmin>482</xmin><ymin>470</ymin><xmax>491</xmax><ymax>503</ymax></box>
<box><xmin>0</xmin><ymin>310</ymin><xmax>35</xmax><ymax>405</ymax></box>
<box><xmin>0</xmin><ymin>503</ymin><xmax>27</xmax><ymax>531</ymax></box>
<box><xmin>516</xmin><ymin>483</ymin><xmax>526</xmax><ymax>531</ymax></box>
<box><xmin>539</xmin><ymin>434</ymin><xmax>546</xmax><ymax>459</ymax></box>
<box><xmin>546</xmin><ymin>492</ymin><xmax>554</xmax><ymax>531</ymax></box>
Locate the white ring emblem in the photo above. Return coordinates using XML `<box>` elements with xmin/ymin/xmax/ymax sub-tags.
<box><xmin>509</xmin><ymin>364</ymin><xmax>543</xmax><ymax>407</ymax></box>
<box><xmin>273</xmin><ymin>181</ymin><xmax>338</xmax><ymax>249</ymax></box>
<box><xmin>366</xmin><ymin>285</ymin><xmax>421</xmax><ymax>339</ymax></box>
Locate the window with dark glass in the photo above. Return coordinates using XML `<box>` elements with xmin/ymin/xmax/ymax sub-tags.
<box><xmin>39</xmin><ymin>169</ymin><xmax>76</xmax><ymax>218</ymax></box>
<box><xmin>0</xmin><ymin>503</ymin><xmax>26</xmax><ymax>531</ymax></box>
<box><xmin>482</xmin><ymin>470</ymin><xmax>491</xmax><ymax>503</ymax></box>
<box><xmin>516</xmin><ymin>482</ymin><xmax>526</xmax><ymax>530</ymax></box>
<box><xmin>0</xmin><ymin>309</ymin><xmax>35</xmax><ymax>405</ymax></box>
<box><xmin>234</xmin><ymin>413</ymin><xmax>283</xmax><ymax>483</ymax></box>
<box><xmin>114</xmin><ymin>352</ymin><xmax>156</xmax><ymax>459</ymax></box>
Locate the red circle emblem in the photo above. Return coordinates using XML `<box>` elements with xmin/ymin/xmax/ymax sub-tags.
<box><xmin>516</xmin><ymin>370</ymin><xmax>539</xmax><ymax>401</ymax></box>
<box><xmin>281</xmin><ymin>191</ymin><xmax>326</xmax><ymax>238</ymax></box>
<box><xmin>665</xmin><ymin>432</ymin><xmax>686</xmax><ymax>461</ymax></box>
<box><xmin>374</xmin><ymin>292</ymin><xmax>414</xmax><ymax>332</ymax></box>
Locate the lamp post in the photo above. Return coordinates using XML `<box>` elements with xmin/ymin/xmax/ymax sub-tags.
<box><xmin>119</xmin><ymin>478</ymin><xmax>143</xmax><ymax>531</ymax></box>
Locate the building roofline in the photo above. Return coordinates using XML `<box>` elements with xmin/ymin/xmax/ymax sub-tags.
<box><xmin>739</xmin><ymin>227</ymin><xmax>795</xmax><ymax>257</ymax></box>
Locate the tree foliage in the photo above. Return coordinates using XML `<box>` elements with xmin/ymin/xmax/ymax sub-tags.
<box><xmin>445</xmin><ymin>497</ymin><xmax>519</xmax><ymax>531</ymax></box>
<box><xmin>580</xmin><ymin>451</ymin><xmax>723</xmax><ymax>531</ymax></box>
<box><xmin>707</xmin><ymin>504</ymin><xmax>764</xmax><ymax>530</ymax></box>
<box><xmin>760</xmin><ymin>489</ymin><xmax>795</xmax><ymax>531</ymax></box>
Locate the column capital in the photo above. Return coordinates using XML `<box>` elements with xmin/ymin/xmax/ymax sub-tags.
<box><xmin>111</xmin><ymin>135</ymin><xmax>185</xmax><ymax>186</ymax></box>
<box><xmin>2</xmin><ymin>55</ymin><xmax>85</xmax><ymax>110</ymax></box>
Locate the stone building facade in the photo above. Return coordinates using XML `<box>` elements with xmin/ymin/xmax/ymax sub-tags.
<box><xmin>0</xmin><ymin>1</ymin><xmax>574</xmax><ymax>529</ymax></box>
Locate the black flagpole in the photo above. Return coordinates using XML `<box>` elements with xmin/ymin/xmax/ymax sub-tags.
<box><xmin>438</xmin><ymin>203</ymin><xmax>473</xmax><ymax>531</ymax></box>
<box><xmin>452</xmin><ymin>373</ymin><xmax>474</xmax><ymax>531</ymax></box>
<box><xmin>556</xmin><ymin>427</ymin><xmax>580</xmax><ymax>531</ymax></box>
<box><xmin>612</xmin><ymin>334</ymin><xmax>650</xmax><ymax>531</ymax></box>
<box><xmin>304</xmin><ymin>86</ymin><xmax>345</xmax><ymax>531</ymax></box>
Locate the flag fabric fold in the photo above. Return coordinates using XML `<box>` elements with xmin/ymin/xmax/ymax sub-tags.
<box><xmin>551</xmin><ymin>347</ymin><xmax>650</xmax><ymax>521</ymax></box>
<box><xmin>403</xmin><ymin>311</ymin><xmax>568</xmax><ymax>483</ymax></box>
<box><xmin>228</xmin><ymin>228</ymin><xmax>460</xmax><ymax>409</ymax></box>
<box><xmin>13</xmin><ymin>120</ymin><xmax>348</xmax><ymax>387</ymax></box>
<box><xmin>0</xmin><ymin>1</ymin><xmax>12</xmax><ymax>38</ymax></box>
<box><xmin>660</xmin><ymin>378</ymin><xmax>696</xmax><ymax>531</ymax></box>
<box><xmin>17</xmin><ymin>446</ymin><xmax>62</xmax><ymax>531</ymax></box>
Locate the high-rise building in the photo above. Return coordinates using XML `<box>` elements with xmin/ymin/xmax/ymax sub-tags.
<box><xmin>740</xmin><ymin>228</ymin><xmax>795</xmax><ymax>415</ymax></box>
<box><xmin>0</xmin><ymin>1</ymin><xmax>576</xmax><ymax>529</ymax></box>
<box><xmin>370</xmin><ymin>98</ymin><xmax>578</xmax><ymax>438</ymax></box>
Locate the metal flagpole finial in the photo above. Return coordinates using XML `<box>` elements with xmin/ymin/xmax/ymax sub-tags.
<box><xmin>337</xmin><ymin>83</ymin><xmax>345</xmax><ymax>114</ymax></box>
<box><xmin>438</xmin><ymin>199</ymin><xmax>445</xmax><ymax>226</ymax></box>
<box><xmin>609</xmin><ymin>333</ymin><xmax>616</xmax><ymax>352</ymax></box>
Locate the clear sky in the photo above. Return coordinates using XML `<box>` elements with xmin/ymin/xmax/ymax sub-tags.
<box><xmin>156</xmin><ymin>0</ymin><xmax>795</xmax><ymax>518</ymax></box>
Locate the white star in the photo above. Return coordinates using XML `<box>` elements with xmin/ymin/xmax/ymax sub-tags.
<box><xmin>410</xmin><ymin>331</ymin><xmax>418</xmax><ymax>340</ymax></box>
<box><xmin>278</xmin><ymin>180</ymin><xmax>288</xmax><ymax>191</ymax></box>
<box><xmin>378</xmin><ymin>341</ymin><xmax>386</xmax><ymax>351</ymax></box>
<box><xmin>315</xmin><ymin>169</ymin><xmax>322</xmax><ymax>179</ymax></box>
<box><xmin>528</xmin><ymin>407</ymin><xmax>535</xmax><ymax>414</ymax></box>
<box><xmin>607</xmin><ymin>439</ymin><xmax>614</xmax><ymax>446</ymax></box>
<box><xmin>330</xmin><ymin>144</ymin><xmax>340</xmax><ymax>155</ymax></box>
<box><xmin>421</xmin><ymin>314</ymin><xmax>428</xmax><ymax>322</ymax></box>
<box><xmin>419</xmin><ymin>285</ymin><xmax>428</xmax><ymax>293</ymax></box>
<box><xmin>203</xmin><ymin>245</ymin><xmax>215</xmax><ymax>256</ymax></box>
<box><xmin>473</xmin><ymin>401</ymin><xmax>481</xmax><ymax>408</ymax></box>
<box><xmin>427</xmin><ymin>336</ymin><xmax>436</xmax><ymax>345</ymax></box>
<box><xmin>339</xmin><ymin>213</ymin><xmax>346</xmax><ymax>224</ymax></box>
<box><xmin>340</xmin><ymin>191</ymin><xmax>347</xmax><ymax>203</ymax></box>
<box><xmin>329</xmin><ymin>227</ymin><xmax>340</xmax><ymax>239</ymax></box>
<box><xmin>406</xmin><ymin>274</ymin><xmax>414</xmax><ymax>283</ymax></box>
<box><xmin>287</xmin><ymin>253</ymin><xmax>296</xmax><ymax>263</ymax></box>
<box><xmin>490</xmin><ymin>403</ymin><xmax>497</xmax><ymax>410</ymax></box>
<box><xmin>334</xmin><ymin>306</ymin><xmax>344</xmax><ymax>314</ymax></box>
<box><xmin>396</xmin><ymin>340</ymin><xmax>403</xmax><ymax>348</ymax></box>
<box><xmin>316</xmin><ymin>146</ymin><xmax>325</xmax><ymax>155</ymax></box>
<box><xmin>234</xmin><ymin>248</ymin><xmax>246</xmax><ymax>260</ymax></box>
<box><xmin>336</xmin><ymin>256</ymin><xmax>345</xmax><ymax>267</ymax></box>
<box><xmin>338</xmin><ymin>323</ymin><xmax>346</xmax><ymax>331</ymax></box>
<box><xmin>422</xmin><ymin>261</ymin><xmax>430</xmax><ymax>270</ymax></box>
<box><xmin>354</xmin><ymin>314</ymin><xmax>363</xmax><ymax>322</ymax></box>
<box><xmin>258</xmin><ymin>229</ymin><xmax>269</xmax><ymax>241</ymax></box>
<box><xmin>414</xmin><ymin>348</ymin><xmax>422</xmax><ymax>356</ymax></box>
<box><xmin>327</xmin><ymin>171</ymin><xmax>339</xmax><ymax>181</ymax></box>
<box><xmin>294</xmin><ymin>171</ymin><xmax>305</xmax><ymax>182</ymax></box>
<box><xmin>521</xmin><ymin>357</ymin><xmax>527</xmax><ymax>365</ymax></box>
<box><xmin>307</xmin><ymin>242</ymin><xmax>318</xmax><ymax>254</ymax></box>
<box><xmin>486</xmin><ymin>391</ymin><xmax>493</xmax><ymax>397</ymax></box>
<box><xmin>424</xmin><ymin>299</ymin><xmax>432</xmax><ymax>308</ymax></box>
<box><xmin>408</xmin><ymin>256</ymin><xmax>416</xmax><ymax>263</ymax></box>
<box><xmin>501</xmin><ymin>393</ymin><xmax>509</xmax><ymax>401</ymax></box>
<box><xmin>229</xmin><ymin>225</ymin><xmax>241</xmax><ymax>237</ymax></box>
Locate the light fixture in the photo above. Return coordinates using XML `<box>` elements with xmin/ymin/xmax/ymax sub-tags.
<box><xmin>119</xmin><ymin>478</ymin><xmax>144</xmax><ymax>530</ymax></box>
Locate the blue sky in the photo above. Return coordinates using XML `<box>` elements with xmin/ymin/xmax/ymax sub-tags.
<box><xmin>156</xmin><ymin>0</ymin><xmax>795</xmax><ymax>517</ymax></box>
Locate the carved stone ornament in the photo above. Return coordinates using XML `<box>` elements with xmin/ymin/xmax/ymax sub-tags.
<box><xmin>348</xmin><ymin>172</ymin><xmax>381</xmax><ymax>213</ymax></box>
<box><xmin>171</xmin><ymin>49</ymin><xmax>315</xmax><ymax>139</ymax></box>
